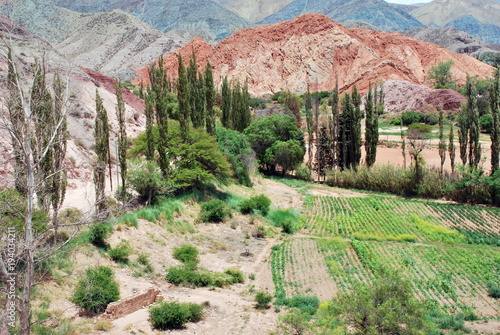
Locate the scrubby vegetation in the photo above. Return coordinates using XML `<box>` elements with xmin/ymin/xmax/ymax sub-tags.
<box><xmin>149</xmin><ymin>301</ymin><xmax>204</xmax><ymax>330</ymax></box>
<box><xmin>71</xmin><ymin>266</ymin><xmax>119</xmax><ymax>314</ymax></box>
<box><xmin>199</xmin><ymin>198</ymin><xmax>230</xmax><ymax>222</ymax></box>
<box><xmin>239</xmin><ymin>194</ymin><xmax>271</xmax><ymax>215</ymax></box>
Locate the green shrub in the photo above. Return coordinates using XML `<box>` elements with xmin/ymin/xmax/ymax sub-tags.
<box><xmin>408</xmin><ymin>122</ymin><xmax>432</xmax><ymax>134</ymax></box>
<box><xmin>165</xmin><ymin>266</ymin><xmax>199</xmax><ymax>285</ymax></box>
<box><xmin>401</xmin><ymin>111</ymin><xmax>423</xmax><ymax>126</ymax></box>
<box><xmin>487</xmin><ymin>281</ymin><xmax>500</xmax><ymax>298</ymax></box>
<box><xmin>149</xmin><ymin>301</ymin><xmax>204</xmax><ymax>330</ymax></box>
<box><xmin>108</xmin><ymin>241</ymin><xmax>131</xmax><ymax>263</ymax></box>
<box><xmin>88</xmin><ymin>222</ymin><xmax>113</xmax><ymax>249</ymax></box>
<box><xmin>224</xmin><ymin>268</ymin><xmax>244</xmax><ymax>283</ymax></box>
<box><xmin>269</xmin><ymin>209</ymin><xmax>300</xmax><ymax>234</ymax></box>
<box><xmin>255</xmin><ymin>291</ymin><xmax>273</xmax><ymax>309</ymax></box>
<box><xmin>173</xmin><ymin>244</ymin><xmax>199</xmax><ymax>265</ymax></box>
<box><xmin>286</xmin><ymin>295</ymin><xmax>319</xmax><ymax>315</ymax></box>
<box><xmin>199</xmin><ymin>199</ymin><xmax>229</xmax><ymax>223</ymax></box>
<box><xmin>239</xmin><ymin>195</ymin><xmax>271</xmax><ymax>216</ymax></box>
<box><xmin>72</xmin><ymin>266</ymin><xmax>119</xmax><ymax>314</ymax></box>
<box><xmin>295</xmin><ymin>163</ymin><xmax>312</xmax><ymax>181</ymax></box>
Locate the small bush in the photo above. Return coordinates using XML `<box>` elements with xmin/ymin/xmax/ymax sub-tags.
<box><xmin>173</xmin><ymin>244</ymin><xmax>199</xmax><ymax>265</ymax></box>
<box><xmin>165</xmin><ymin>266</ymin><xmax>199</xmax><ymax>285</ymax></box>
<box><xmin>72</xmin><ymin>266</ymin><xmax>119</xmax><ymax>314</ymax></box>
<box><xmin>88</xmin><ymin>222</ymin><xmax>113</xmax><ymax>249</ymax></box>
<box><xmin>239</xmin><ymin>195</ymin><xmax>271</xmax><ymax>216</ymax></box>
<box><xmin>286</xmin><ymin>295</ymin><xmax>320</xmax><ymax>315</ymax></box>
<box><xmin>408</xmin><ymin>122</ymin><xmax>432</xmax><ymax>134</ymax></box>
<box><xmin>487</xmin><ymin>281</ymin><xmax>500</xmax><ymax>298</ymax></box>
<box><xmin>149</xmin><ymin>301</ymin><xmax>204</xmax><ymax>330</ymax></box>
<box><xmin>255</xmin><ymin>291</ymin><xmax>273</xmax><ymax>309</ymax></box>
<box><xmin>295</xmin><ymin>163</ymin><xmax>312</xmax><ymax>181</ymax></box>
<box><xmin>108</xmin><ymin>241</ymin><xmax>131</xmax><ymax>263</ymax></box>
<box><xmin>224</xmin><ymin>268</ymin><xmax>244</xmax><ymax>283</ymax></box>
<box><xmin>199</xmin><ymin>199</ymin><xmax>229</xmax><ymax>223</ymax></box>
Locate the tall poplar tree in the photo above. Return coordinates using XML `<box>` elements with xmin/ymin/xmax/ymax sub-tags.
<box><xmin>365</xmin><ymin>85</ymin><xmax>378</xmax><ymax>168</ymax></box>
<box><xmin>330</xmin><ymin>80</ymin><xmax>339</xmax><ymax>167</ymax></box>
<box><xmin>221</xmin><ymin>76</ymin><xmax>231</xmax><ymax>128</ymax></box>
<box><xmin>148</xmin><ymin>55</ymin><xmax>170</xmax><ymax>176</ymax></box>
<box><xmin>351</xmin><ymin>85</ymin><xmax>363</xmax><ymax>168</ymax></box>
<box><xmin>115</xmin><ymin>78</ymin><xmax>127</xmax><ymax>197</ymax></box>
<box><xmin>490</xmin><ymin>66</ymin><xmax>500</xmax><ymax>174</ymax></box>
<box><xmin>449</xmin><ymin>123</ymin><xmax>456</xmax><ymax>173</ymax></box>
<box><xmin>177</xmin><ymin>53</ymin><xmax>191</xmax><ymax>143</ymax></box>
<box><xmin>204</xmin><ymin>61</ymin><xmax>216</xmax><ymax>135</ymax></box>
<box><xmin>457</xmin><ymin>105</ymin><xmax>469</xmax><ymax>165</ymax></box>
<box><xmin>465</xmin><ymin>75</ymin><xmax>481</xmax><ymax>168</ymax></box>
<box><xmin>438</xmin><ymin>106</ymin><xmax>447</xmax><ymax>175</ymax></box>
<box><xmin>305</xmin><ymin>85</ymin><xmax>314</xmax><ymax>168</ymax></box>
<box><xmin>94</xmin><ymin>90</ymin><xmax>110</xmax><ymax>215</ymax></box>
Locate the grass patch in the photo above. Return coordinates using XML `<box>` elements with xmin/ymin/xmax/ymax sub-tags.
<box><xmin>269</xmin><ymin>208</ymin><xmax>300</xmax><ymax>234</ymax></box>
<box><xmin>410</xmin><ymin>215</ymin><xmax>466</xmax><ymax>244</ymax></box>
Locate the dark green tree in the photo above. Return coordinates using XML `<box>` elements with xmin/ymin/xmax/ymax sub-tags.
<box><xmin>244</xmin><ymin>114</ymin><xmax>305</xmax><ymax>172</ymax></box>
<box><xmin>330</xmin><ymin>81</ymin><xmax>339</xmax><ymax>167</ymax></box>
<box><xmin>457</xmin><ymin>105</ymin><xmax>469</xmax><ymax>165</ymax></box>
<box><xmin>284</xmin><ymin>91</ymin><xmax>302</xmax><ymax>127</ymax></box>
<box><xmin>490</xmin><ymin>66</ymin><xmax>500</xmax><ymax>174</ymax></box>
<box><xmin>449</xmin><ymin>123</ymin><xmax>456</xmax><ymax>173</ymax></box>
<box><xmin>438</xmin><ymin>106</ymin><xmax>446</xmax><ymax>175</ymax></box>
<box><xmin>148</xmin><ymin>55</ymin><xmax>170</xmax><ymax>176</ymax></box>
<box><xmin>204</xmin><ymin>61</ymin><xmax>216</xmax><ymax>135</ymax></box>
<box><xmin>239</xmin><ymin>78</ymin><xmax>252</xmax><ymax>132</ymax></box>
<box><xmin>351</xmin><ymin>85</ymin><xmax>363</xmax><ymax>167</ymax></box>
<box><xmin>144</xmin><ymin>93</ymin><xmax>155</xmax><ymax>161</ymax></box>
<box><xmin>265</xmin><ymin>140</ymin><xmax>305</xmax><ymax>176</ymax></box>
<box><xmin>221</xmin><ymin>76</ymin><xmax>232</xmax><ymax>128</ymax></box>
<box><xmin>115</xmin><ymin>78</ymin><xmax>127</xmax><ymax>198</ymax></box>
<box><xmin>177</xmin><ymin>53</ymin><xmax>191</xmax><ymax>143</ymax></box>
<box><xmin>364</xmin><ymin>85</ymin><xmax>378</xmax><ymax>168</ymax></box>
<box><xmin>305</xmin><ymin>85</ymin><xmax>314</xmax><ymax>168</ymax></box>
<box><xmin>465</xmin><ymin>75</ymin><xmax>481</xmax><ymax>168</ymax></box>
<box><xmin>231</xmin><ymin>81</ymin><xmax>242</xmax><ymax>130</ymax></box>
<box><xmin>94</xmin><ymin>90</ymin><xmax>110</xmax><ymax>215</ymax></box>
<box><xmin>187</xmin><ymin>49</ymin><xmax>205</xmax><ymax>128</ymax></box>
<box><xmin>337</xmin><ymin>91</ymin><xmax>362</xmax><ymax>170</ymax></box>
<box><xmin>315</xmin><ymin>126</ymin><xmax>333</xmax><ymax>179</ymax></box>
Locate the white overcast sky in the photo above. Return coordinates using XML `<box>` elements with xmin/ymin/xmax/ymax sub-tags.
<box><xmin>387</xmin><ymin>0</ymin><xmax>432</xmax><ymax>4</ymax></box>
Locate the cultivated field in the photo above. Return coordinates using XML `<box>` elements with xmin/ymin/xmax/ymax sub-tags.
<box><xmin>272</xmin><ymin>192</ymin><xmax>500</xmax><ymax>317</ymax></box>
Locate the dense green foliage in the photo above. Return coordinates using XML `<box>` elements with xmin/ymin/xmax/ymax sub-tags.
<box><xmin>199</xmin><ymin>199</ymin><xmax>229</xmax><ymax>222</ymax></box>
<box><xmin>127</xmin><ymin>160</ymin><xmax>171</xmax><ymax>205</ymax></box>
<box><xmin>216</xmin><ymin>127</ymin><xmax>255</xmax><ymax>187</ymax></box>
<box><xmin>255</xmin><ymin>291</ymin><xmax>273</xmax><ymax>309</ymax></box>
<box><xmin>108</xmin><ymin>241</ymin><xmax>131</xmax><ymax>263</ymax></box>
<box><xmin>400</xmin><ymin>110</ymin><xmax>438</xmax><ymax>126</ymax></box>
<box><xmin>0</xmin><ymin>188</ymin><xmax>48</xmax><ymax>234</ymax></box>
<box><xmin>243</xmin><ymin>114</ymin><xmax>305</xmax><ymax>174</ymax></box>
<box><xmin>239</xmin><ymin>195</ymin><xmax>271</xmax><ymax>216</ymax></box>
<box><xmin>72</xmin><ymin>266</ymin><xmax>119</xmax><ymax>314</ymax></box>
<box><xmin>320</xmin><ymin>269</ymin><xmax>428</xmax><ymax>334</ymax></box>
<box><xmin>173</xmin><ymin>244</ymin><xmax>199</xmax><ymax>265</ymax></box>
<box><xmin>129</xmin><ymin>121</ymin><xmax>231</xmax><ymax>195</ymax></box>
<box><xmin>94</xmin><ymin>90</ymin><xmax>110</xmax><ymax>215</ymax></box>
<box><xmin>149</xmin><ymin>301</ymin><xmax>204</xmax><ymax>330</ymax></box>
<box><xmin>88</xmin><ymin>222</ymin><xmax>113</xmax><ymax>249</ymax></box>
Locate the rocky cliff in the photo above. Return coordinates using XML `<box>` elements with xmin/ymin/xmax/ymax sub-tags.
<box><xmin>135</xmin><ymin>14</ymin><xmax>494</xmax><ymax>97</ymax></box>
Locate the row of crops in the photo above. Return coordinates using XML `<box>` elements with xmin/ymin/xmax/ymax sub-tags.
<box><xmin>272</xmin><ymin>193</ymin><xmax>500</xmax><ymax>315</ymax></box>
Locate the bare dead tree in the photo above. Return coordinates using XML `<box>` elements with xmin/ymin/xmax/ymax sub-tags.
<box><xmin>0</xmin><ymin>43</ymin><xmax>89</xmax><ymax>335</ymax></box>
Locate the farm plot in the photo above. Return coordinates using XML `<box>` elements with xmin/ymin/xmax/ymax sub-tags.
<box><xmin>273</xmin><ymin>193</ymin><xmax>500</xmax><ymax>316</ymax></box>
<box><xmin>351</xmin><ymin>240</ymin><xmax>500</xmax><ymax>316</ymax></box>
<box><xmin>301</xmin><ymin>195</ymin><xmax>500</xmax><ymax>245</ymax></box>
<box><xmin>270</xmin><ymin>238</ymin><xmax>339</xmax><ymax>301</ymax></box>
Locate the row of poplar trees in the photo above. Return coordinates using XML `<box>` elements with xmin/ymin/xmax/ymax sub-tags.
<box><xmin>455</xmin><ymin>70</ymin><xmax>500</xmax><ymax>174</ymax></box>
<box><xmin>92</xmin><ymin>51</ymin><xmax>253</xmax><ymax>211</ymax></box>
<box><xmin>304</xmin><ymin>82</ymin><xmax>382</xmax><ymax>181</ymax></box>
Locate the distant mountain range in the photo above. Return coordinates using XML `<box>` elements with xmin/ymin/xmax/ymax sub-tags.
<box><xmin>259</xmin><ymin>0</ymin><xmax>423</xmax><ymax>31</ymax></box>
<box><xmin>50</xmin><ymin>0</ymin><xmax>250</xmax><ymax>42</ymax></box>
<box><xmin>411</xmin><ymin>0</ymin><xmax>500</xmax><ymax>44</ymax></box>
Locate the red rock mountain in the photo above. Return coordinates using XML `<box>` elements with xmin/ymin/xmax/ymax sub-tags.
<box><xmin>135</xmin><ymin>13</ymin><xmax>494</xmax><ymax>96</ymax></box>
